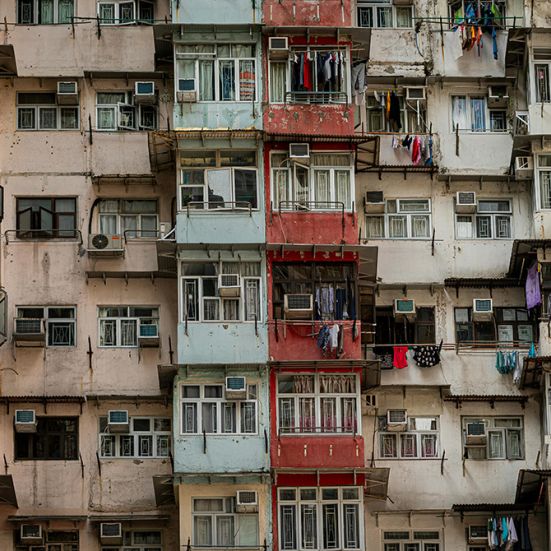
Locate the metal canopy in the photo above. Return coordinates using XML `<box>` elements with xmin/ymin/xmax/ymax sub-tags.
<box><xmin>516</xmin><ymin>470</ymin><xmax>551</xmax><ymax>506</ymax></box>
<box><xmin>89</xmin><ymin>513</ymin><xmax>171</xmax><ymax>522</ymax></box>
<box><xmin>518</xmin><ymin>356</ymin><xmax>551</xmax><ymax>390</ymax></box>
<box><xmin>0</xmin><ymin>46</ymin><xmax>17</xmax><ymax>77</ymax></box>
<box><xmin>152</xmin><ymin>475</ymin><xmax>176</xmax><ymax>507</ymax></box>
<box><xmin>507</xmin><ymin>239</ymin><xmax>551</xmax><ymax>278</ymax></box>
<box><xmin>0</xmin><ymin>476</ymin><xmax>17</xmax><ymax>507</ymax></box>
<box><xmin>444</xmin><ymin>395</ymin><xmax>529</xmax><ymax>408</ymax></box>
<box><xmin>364</xmin><ymin>467</ymin><xmax>390</xmax><ymax>500</ymax></box>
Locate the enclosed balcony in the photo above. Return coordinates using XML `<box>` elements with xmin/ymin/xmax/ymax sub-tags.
<box><xmin>263</xmin><ymin>0</ymin><xmax>353</xmax><ymax>27</ymax></box>
<box><xmin>171</xmin><ymin>0</ymin><xmax>261</xmax><ymax>25</ymax></box>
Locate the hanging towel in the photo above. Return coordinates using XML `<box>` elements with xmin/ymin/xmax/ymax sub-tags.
<box><xmin>413</xmin><ymin>341</ymin><xmax>443</xmax><ymax>368</ymax></box>
<box><xmin>393</xmin><ymin>346</ymin><xmax>408</xmax><ymax>369</ymax></box>
<box><xmin>411</xmin><ymin>136</ymin><xmax>422</xmax><ymax>165</ymax></box>
<box><xmin>529</xmin><ymin>342</ymin><xmax>536</xmax><ymax>358</ymax></box>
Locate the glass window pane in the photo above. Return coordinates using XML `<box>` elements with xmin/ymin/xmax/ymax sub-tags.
<box><xmin>239</xmin><ymin>60</ymin><xmax>256</xmax><ymax>101</ymax></box>
<box><xmin>377</xmin><ymin>6</ymin><xmax>392</xmax><ymax>27</ymax></box>
<box><xmin>396</xmin><ymin>6</ymin><xmax>412</xmax><ymax>27</ymax></box>
<box><xmin>411</xmin><ymin>215</ymin><xmax>430</xmax><ymax>238</ymax></box>
<box><xmin>476</xmin><ymin>216</ymin><xmax>492</xmax><ymax>238</ymax></box>
<box><xmin>389</xmin><ymin>216</ymin><xmax>407</xmax><ymax>238</ymax></box>
<box><xmin>536</xmin><ymin>64</ymin><xmax>550</xmax><ymax>102</ymax></box>
<box><xmin>202</xmin><ymin>403</ymin><xmax>217</xmax><ymax>432</ymax></box>
<box><xmin>194</xmin><ymin>516</ymin><xmax>212</xmax><ymax>546</ymax></box>
<box><xmin>301</xmin><ymin>505</ymin><xmax>317</xmax><ymax>549</ymax></box>
<box><xmin>120</xmin><ymin>319</ymin><xmax>137</xmax><ymax>346</ymax></box>
<box><xmin>219</xmin><ymin>60</ymin><xmax>236</xmax><ymax>101</ymax></box>
<box><xmin>235</xmin><ymin>170</ymin><xmax>258</xmax><ymax>208</ymax></box>
<box><xmin>470</xmin><ymin>97</ymin><xmax>487</xmax><ymax>131</ymax></box>
<box><xmin>280</xmin><ymin>505</ymin><xmax>296</xmax><ymax>550</ymax></box>
<box><xmin>323</xmin><ymin>504</ymin><xmax>339</xmax><ymax>549</ymax></box>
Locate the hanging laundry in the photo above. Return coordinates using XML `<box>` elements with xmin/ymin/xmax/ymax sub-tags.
<box><xmin>303</xmin><ymin>54</ymin><xmax>312</xmax><ymax>91</ymax></box>
<box><xmin>392</xmin><ymin>136</ymin><xmax>401</xmax><ymax>149</ymax></box>
<box><xmin>329</xmin><ymin>324</ymin><xmax>340</xmax><ymax>351</ymax></box>
<box><xmin>393</xmin><ymin>345</ymin><xmax>408</xmax><ymax>369</ymax></box>
<box><xmin>335</xmin><ymin>288</ymin><xmax>347</xmax><ymax>321</ymax></box>
<box><xmin>411</xmin><ymin>135</ymin><xmax>422</xmax><ymax>165</ymax></box>
<box><xmin>317</xmin><ymin>324</ymin><xmax>331</xmax><ymax>352</ymax></box>
<box><xmin>386</xmin><ymin>91</ymin><xmax>391</xmax><ymax>120</ymax></box>
<box><xmin>525</xmin><ymin>262</ymin><xmax>542</xmax><ymax>310</ymax></box>
<box><xmin>528</xmin><ymin>342</ymin><xmax>537</xmax><ymax>358</ymax></box>
<box><xmin>449</xmin><ymin>28</ymin><xmax>464</xmax><ymax>60</ymax></box>
<box><xmin>413</xmin><ymin>341</ymin><xmax>443</xmax><ymax>368</ymax></box>
<box><xmin>425</xmin><ymin>135</ymin><xmax>434</xmax><ymax>167</ymax></box>
<box><xmin>402</xmin><ymin>134</ymin><xmax>412</xmax><ymax>149</ymax></box>
<box><xmin>351</xmin><ymin>62</ymin><xmax>366</xmax><ymax>105</ymax></box>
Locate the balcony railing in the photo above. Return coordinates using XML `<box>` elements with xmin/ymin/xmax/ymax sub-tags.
<box><xmin>184</xmin><ymin>201</ymin><xmax>254</xmax><ymax>217</ymax></box>
<box><xmin>514</xmin><ymin>111</ymin><xmax>529</xmax><ymax>136</ymax></box>
<box><xmin>279</xmin><ymin>425</ymin><xmax>359</xmax><ymax>436</ymax></box>
<box><xmin>4</xmin><ymin>228</ymin><xmax>82</xmax><ymax>244</ymax></box>
<box><xmin>285</xmin><ymin>91</ymin><xmax>348</xmax><ymax>105</ymax></box>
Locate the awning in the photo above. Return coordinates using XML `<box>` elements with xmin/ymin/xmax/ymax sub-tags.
<box><xmin>516</xmin><ymin>470</ymin><xmax>551</xmax><ymax>506</ymax></box>
<box><xmin>445</xmin><ymin>277</ymin><xmax>522</xmax><ymax>290</ymax></box>
<box><xmin>8</xmin><ymin>514</ymin><xmax>87</xmax><ymax>522</ymax></box>
<box><xmin>89</xmin><ymin>513</ymin><xmax>171</xmax><ymax>523</ymax></box>
<box><xmin>518</xmin><ymin>356</ymin><xmax>551</xmax><ymax>389</ymax></box>
<box><xmin>507</xmin><ymin>239</ymin><xmax>551</xmax><ymax>278</ymax></box>
<box><xmin>85</xmin><ymin>394</ymin><xmax>170</xmax><ymax>404</ymax></box>
<box><xmin>264</xmin><ymin>133</ymin><xmax>374</xmax><ymax>144</ymax></box>
<box><xmin>505</xmin><ymin>27</ymin><xmax>529</xmax><ymax>69</ymax></box>
<box><xmin>158</xmin><ymin>365</ymin><xmax>178</xmax><ymax>393</ymax></box>
<box><xmin>0</xmin><ymin>396</ymin><xmax>85</xmax><ymax>414</ymax></box>
<box><xmin>0</xmin><ymin>45</ymin><xmax>17</xmax><ymax>77</ymax></box>
<box><xmin>452</xmin><ymin>503</ymin><xmax>532</xmax><ymax>514</ymax></box>
<box><xmin>0</xmin><ymin>475</ymin><xmax>17</xmax><ymax>507</ymax></box>
<box><xmin>444</xmin><ymin>395</ymin><xmax>529</xmax><ymax>408</ymax></box>
<box><xmin>364</xmin><ymin>467</ymin><xmax>390</xmax><ymax>500</ymax></box>
<box><xmin>152</xmin><ymin>475</ymin><xmax>175</xmax><ymax>507</ymax></box>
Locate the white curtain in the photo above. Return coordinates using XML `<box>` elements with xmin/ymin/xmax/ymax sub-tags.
<box><xmin>199</xmin><ymin>60</ymin><xmax>214</xmax><ymax>101</ymax></box>
<box><xmin>270</xmin><ymin>62</ymin><xmax>287</xmax><ymax>102</ymax></box>
<box><xmin>451</xmin><ymin>96</ymin><xmax>468</xmax><ymax>130</ymax></box>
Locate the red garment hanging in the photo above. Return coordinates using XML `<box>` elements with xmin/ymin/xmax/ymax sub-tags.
<box><xmin>303</xmin><ymin>54</ymin><xmax>312</xmax><ymax>91</ymax></box>
<box><xmin>393</xmin><ymin>346</ymin><xmax>408</xmax><ymax>369</ymax></box>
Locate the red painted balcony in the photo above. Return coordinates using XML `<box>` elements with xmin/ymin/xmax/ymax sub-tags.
<box><xmin>263</xmin><ymin>0</ymin><xmax>353</xmax><ymax>27</ymax></box>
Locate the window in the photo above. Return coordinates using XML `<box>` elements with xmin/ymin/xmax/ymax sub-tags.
<box><xmin>451</xmin><ymin>95</ymin><xmax>507</xmax><ymax>132</ymax></box>
<box><xmin>16</xmin><ymin>197</ymin><xmax>77</xmax><ymax>238</ymax></box>
<box><xmin>16</xmin><ymin>530</ymin><xmax>79</xmax><ymax>551</ymax></box>
<box><xmin>455</xmin><ymin>199</ymin><xmax>512</xmax><ymax>239</ymax></box>
<box><xmin>180</xmin><ymin>384</ymin><xmax>257</xmax><ymax>435</ymax></box>
<box><xmin>101</xmin><ymin>531</ymin><xmax>161</xmax><ymax>551</ymax></box>
<box><xmin>180</xmin><ymin>150</ymin><xmax>258</xmax><ymax>210</ymax></box>
<box><xmin>192</xmin><ymin>497</ymin><xmax>259</xmax><ymax>547</ymax></box>
<box><xmin>272</xmin><ymin>262</ymin><xmax>356</xmax><ymax>320</ymax></box>
<box><xmin>17</xmin><ymin>0</ymin><xmax>74</xmax><ymax>24</ymax></box>
<box><xmin>97</xmin><ymin>0</ymin><xmax>154</xmax><ymax>24</ymax></box>
<box><xmin>99</xmin><ymin>416</ymin><xmax>170</xmax><ymax>458</ymax></box>
<box><xmin>462</xmin><ymin>417</ymin><xmax>524</xmax><ymax>460</ymax></box>
<box><xmin>98</xmin><ymin>199</ymin><xmax>158</xmax><ymax>238</ymax></box>
<box><xmin>382</xmin><ymin>530</ymin><xmax>441</xmax><ymax>551</ymax></box>
<box><xmin>378</xmin><ymin>416</ymin><xmax>439</xmax><ymax>459</ymax></box>
<box><xmin>277</xmin><ymin>374</ymin><xmax>359</xmax><ymax>434</ymax></box>
<box><xmin>268</xmin><ymin>47</ymin><xmax>348</xmax><ymax>104</ymax></box>
<box><xmin>271</xmin><ymin>153</ymin><xmax>354</xmax><ymax>211</ymax></box>
<box><xmin>535</xmin><ymin>63</ymin><xmax>551</xmax><ymax>102</ymax></box>
<box><xmin>175</xmin><ymin>44</ymin><xmax>256</xmax><ymax>102</ymax></box>
<box><xmin>375</xmin><ymin>307</ymin><xmax>435</xmax><ymax>346</ymax></box>
<box><xmin>16</xmin><ymin>306</ymin><xmax>76</xmax><ymax>346</ymax></box>
<box><xmin>279</xmin><ymin>487</ymin><xmax>362</xmax><ymax>550</ymax></box>
<box><xmin>96</xmin><ymin>92</ymin><xmax>157</xmax><ymax>130</ymax></box>
<box><xmin>365</xmin><ymin>94</ymin><xmax>426</xmax><ymax>133</ymax></box>
<box><xmin>17</xmin><ymin>92</ymin><xmax>78</xmax><ymax>130</ymax></box>
<box><xmin>98</xmin><ymin>306</ymin><xmax>159</xmax><ymax>347</ymax></box>
<box><xmin>181</xmin><ymin>261</ymin><xmax>261</xmax><ymax>323</ymax></box>
<box><xmin>15</xmin><ymin>417</ymin><xmax>78</xmax><ymax>460</ymax></box>
<box><xmin>537</xmin><ymin>155</ymin><xmax>551</xmax><ymax>209</ymax></box>
<box><xmin>365</xmin><ymin>199</ymin><xmax>431</xmax><ymax>239</ymax></box>
<box><xmin>454</xmin><ymin>307</ymin><xmax>536</xmax><ymax>345</ymax></box>
<box><xmin>357</xmin><ymin>1</ymin><xmax>413</xmax><ymax>28</ymax></box>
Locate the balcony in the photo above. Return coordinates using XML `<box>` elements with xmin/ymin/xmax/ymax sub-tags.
<box><xmin>263</xmin><ymin>0</ymin><xmax>353</xmax><ymax>27</ymax></box>
<box><xmin>171</xmin><ymin>0</ymin><xmax>261</xmax><ymax>25</ymax></box>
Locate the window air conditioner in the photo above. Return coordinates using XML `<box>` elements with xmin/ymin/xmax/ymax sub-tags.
<box><xmin>226</xmin><ymin>376</ymin><xmax>247</xmax><ymax>400</ymax></box>
<box><xmin>20</xmin><ymin>524</ymin><xmax>43</xmax><ymax>544</ymax></box>
<box><xmin>138</xmin><ymin>319</ymin><xmax>160</xmax><ymax>347</ymax></box>
<box><xmin>386</xmin><ymin>409</ymin><xmax>407</xmax><ymax>432</ymax></box>
<box><xmin>406</xmin><ymin>86</ymin><xmax>426</xmax><ymax>101</ymax></box>
<box><xmin>455</xmin><ymin>191</ymin><xmax>477</xmax><ymax>214</ymax></box>
<box><xmin>100</xmin><ymin>522</ymin><xmax>123</xmax><ymax>545</ymax></box>
<box><xmin>134</xmin><ymin>81</ymin><xmax>156</xmax><ymax>103</ymax></box>
<box><xmin>218</xmin><ymin>274</ymin><xmax>241</xmax><ymax>298</ymax></box>
<box><xmin>468</xmin><ymin>525</ymin><xmax>489</xmax><ymax>544</ymax></box>
<box><xmin>107</xmin><ymin>410</ymin><xmax>130</xmax><ymax>432</ymax></box>
<box><xmin>472</xmin><ymin>298</ymin><xmax>493</xmax><ymax>321</ymax></box>
<box><xmin>364</xmin><ymin>191</ymin><xmax>385</xmax><ymax>214</ymax></box>
<box><xmin>236</xmin><ymin>490</ymin><xmax>258</xmax><ymax>513</ymax></box>
<box><xmin>14</xmin><ymin>409</ymin><xmax>37</xmax><ymax>433</ymax></box>
<box><xmin>289</xmin><ymin>143</ymin><xmax>310</xmax><ymax>159</ymax></box>
<box><xmin>87</xmin><ymin>234</ymin><xmax>125</xmax><ymax>256</ymax></box>
<box><xmin>465</xmin><ymin>421</ymin><xmax>487</xmax><ymax>445</ymax></box>
<box><xmin>56</xmin><ymin>81</ymin><xmax>79</xmax><ymax>105</ymax></box>
<box><xmin>488</xmin><ymin>85</ymin><xmax>509</xmax><ymax>107</ymax></box>
<box><xmin>515</xmin><ymin>156</ymin><xmax>533</xmax><ymax>179</ymax></box>
<box><xmin>269</xmin><ymin>37</ymin><xmax>289</xmax><ymax>51</ymax></box>
<box><xmin>284</xmin><ymin>294</ymin><xmax>314</xmax><ymax>319</ymax></box>
<box><xmin>393</xmin><ymin>299</ymin><xmax>416</xmax><ymax>320</ymax></box>
<box><xmin>177</xmin><ymin>79</ymin><xmax>197</xmax><ymax>103</ymax></box>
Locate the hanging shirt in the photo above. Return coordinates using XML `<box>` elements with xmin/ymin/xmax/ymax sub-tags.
<box><xmin>393</xmin><ymin>346</ymin><xmax>408</xmax><ymax>369</ymax></box>
<box><xmin>329</xmin><ymin>324</ymin><xmax>340</xmax><ymax>351</ymax></box>
<box><xmin>303</xmin><ymin>55</ymin><xmax>312</xmax><ymax>91</ymax></box>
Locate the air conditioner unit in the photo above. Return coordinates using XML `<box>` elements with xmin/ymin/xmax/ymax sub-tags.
<box><xmin>406</xmin><ymin>86</ymin><xmax>426</xmax><ymax>101</ymax></box>
<box><xmin>468</xmin><ymin>525</ymin><xmax>488</xmax><ymax>544</ymax></box>
<box><xmin>393</xmin><ymin>299</ymin><xmax>416</xmax><ymax>320</ymax></box>
<box><xmin>269</xmin><ymin>36</ymin><xmax>289</xmax><ymax>51</ymax></box>
<box><xmin>226</xmin><ymin>376</ymin><xmax>247</xmax><ymax>400</ymax></box>
<box><xmin>362</xmin><ymin>394</ymin><xmax>377</xmax><ymax>416</ymax></box>
<box><xmin>20</xmin><ymin>524</ymin><xmax>43</xmax><ymax>544</ymax></box>
<box><xmin>386</xmin><ymin>409</ymin><xmax>407</xmax><ymax>432</ymax></box>
<box><xmin>177</xmin><ymin>91</ymin><xmax>197</xmax><ymax>103</ymax></box>
<box><xmin>13</xmin><ymin>317</ymin><xmax>45</xmax><ymax>340</ymax></box>
<box><xmin>87</xmin><ymin>234</ymin><xmax>125</xmax><ymax>256</ymax></box>
<box><xmin>289</xmin><ymin>143</ymin><xmax>310</xmax><ymax>159</ymax></box>
<box><xmin>138</xmin><ymin>319</ymin><xmax>160</xmax><ymax>347</ymax></box>
<box><xmin>515</xmin><ymin>156</ymin><xmax>534</xmax><ymax>179</ymax></box>
<box><xmin>15</xmin><ymin>409</ymin><xmax>37</xmax><ymax>433</ymax></box>
<box><xmin>56</xmin><ymin>81</ymin><xmax>78</xmax><ymax>105</ymax></box>
<box><xmin>159</xmin><ymin>222</ymin><xmax>172</xmax><ymax>238</ymax></box>
<box><xmin>465</xmin><ymin>421</ymin><xmax>487</xmax><ymax>445</ymax></box>
<box><xmin>236</xmin><ymin>490</ymin><xmax>258</xmax><ymax>513</ymax></box>
<box><xmin>364</xmin><ymin>191</ymin><xmax>385</xmax><ymax>214</ymax></box>
<box><xmin>284</xmin><ymin>294</ymin><xmax>314</xmax><ymax>319</ymax></box>
<box><xmin>455</xmin><ymin>191</ymin><xmax>477</xmax><ymax>214</ymax></box>
<box><xmin>134</xmin><ymin>81</ymin><xmax>156</xmax><ymax>103</ymax></box>
<box><xmin>218</xmin><ymin>274</ymin><xmax>241</xmax><ymax>298</ymax></box>
<box><xmin>107</xmin><ymin>410</ymin><xmax>130</xmax><ymax>432</ymax></box>
<box><xmin>472</xmin><ymin>298</ymin><xmax>493</xmax><ymax>321</ymax></box>
<box><xmin>488</xmin><ymin>85</ymin><xmax>509</xmax><ymax>107</ymax></box>
<box><xmin>100</xmin><ymin>522</ymin><xmax>123</xmax><ymax>545</ymax></box>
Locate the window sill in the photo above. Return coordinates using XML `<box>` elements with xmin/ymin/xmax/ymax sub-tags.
<box><xmin>377</xmin><ymin>457</ymin><xmax>443</xmax><ymax>461</ymax></box>
<box><xmin>180</xmin><ymin>433</ymin><xmax>259</xmax><ymax>437</ymax></box>
<box><xmin>450</xmin><ymin>130</ymin><xmax>510</xmax><ymax>135</ymax></box>
<box><xmin>16</xmin><ymin>128</ymin><xmax>81</xmax><ymax>132</ymax></box>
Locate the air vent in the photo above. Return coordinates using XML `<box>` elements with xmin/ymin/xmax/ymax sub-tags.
<box><xmin>289</xmin><ymin>143</ymin><xmax>310</xmax><ymax>159</ymax></box>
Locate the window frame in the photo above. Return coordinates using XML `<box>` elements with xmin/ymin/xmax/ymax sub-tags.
<box><xmin>276</xmin><ymin>373</ymin><xmax>360</xmax><ymax>436</ymax></box>
<box><xmin>451</xmin><ymin>94</ymin><xmax>508</xmax><ymax>133</ymax></box>
<box><xmin>95</xmin><ymin>91</ymin><xmax>157</xmax><ymax>131</ymax></box>
<box><xmin>357</xmin><ymin>1</ymin><xmax>414</xmax><ymax>29</ymax></box>
<box><xmin>536</xmin><ymin>155</ymin><xmax>551</xmax><ymax>210</ymax></box>
<box><xmin>96</xmin><ymin>0</ymin><xmax>154</xmax><ymax>25</ymax></box>
<box><xmin>382</xmin><ymin>530</ymin><xmax>442</xmax><ymax>551</ymax></box>
<box><xmin>180</xmin><ymin>383</ymin><xmax>258</xmax><ymax>436</ymax></box>
<box><xmin>365</xmin><ymin>199</ymin><xmax>432</xmax><ymax>240</ymax></box>
<box><xmin>97</xmin><ymin>199</ymin><xmax>159</xmax><ymax>238</ymax></box>
<box><xmin>16</xmin><ymin>92</ymin><xmax>79</xmax><ymax>131</ymax></box>
<box><xmin>15</xmin><ymin>196</ymin><xmax>77</xmax><ymax>239</ymax></box>
<box><xmin>100</xmin><ymin>530</ymin><xmax>162</xmax><ymax>550</ymax></box>
<box><xmin>16</xmin><ymin>305</ymin><xmax>76</xmax><ymax>347</ymax></box>
<box><xmin>270</xmin><ymin>152</ymin><xmax>354</xmax><ymax>212</ymax></box>
<box><xmin>97</xmin><ymin>305</ymin><xmax>159</xmax><ymax>348</ymax></box>
<box><xmin>99</xmin><ymin>416</ymin><xmax>171</xmax><ymax>459</ymax></box>
<box><xmin>462</xmin><ymin>416</ymin><xmax>524</xmax><ymax>460</ymax></box>
<box><xmin>16</xmin><ymin>0</ymin><xmax>75</xmax><ymax>24</ymax></box>
<box><xmin>365</xmin><ymin>93</ymin><xmax>426</xmax><ymax>133</ymax></box>
<box><xmin>378</xmin><ymin>416</ymin><xmax>440</xmax><ymax>459</ymax></box>
<box><xmin>278</xmin><ymin>487</ymin><xmax>363</xmax><ymax>551</ymax></box>
<box><xmin>15</xmin><ymin>416</ymin><xmax>79</xmax><ymax>461</ymax></box>
<box><xmin>454</xmin><ymin>198</ymin><xmax>512</xmax><ymax>240</ymax></box>
<box><xmin>175</xmin><ymin>43</ymin><xmax>257</xmax><ymax>103</ymax></box>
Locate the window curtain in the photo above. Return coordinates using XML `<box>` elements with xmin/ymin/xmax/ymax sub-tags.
<box><xmin>540</xmin><ymin>171</ymin><xmax>551</xmax><ymax>209</ymax></box>
<box><xmin>343</xmin><ymin>505</ymin><xmax>359</xmax><ymax>548</ymax></box>
<box><xmin>293</xmin><ymin>375</ymin><xmax>314</xmax><ymax>393</ymax></box>
<box><xmin>366</xmin><ymin>216</ymin><xmax>384</xmax><ymax>239</ymax></box>
<box><xmin>470</xmin><ymin>97</ymin><xmax>486</xmax><ymax>131</ymax></box>
<box><xmin>299</xmin><ymin>397</ymin><xmax>315</xmax><ymax>432</ymax></box>
<box><xmin>99</xmin><ymin>319</ymin><xmax>116</xmax><ymax>346</ymax></box>
<box><xmin>97</xmin><ymin>107</ymin><xmax>116</xmax><ymax>129</ymax></box>
<box><xmin>301</xmin><ymin>505</ymin><xmax>318</xmax><ymax>549</ymax></box>
<box><xmin>241</xmin><ymin>262</ymin><xmax>261</xmax><ymax>276</ymax></box>
<box><xmin>58</xmin><ymin>0</ymin><xmax>74</xmax><ymax>22</ymax></box>
<box><xmin>280</xmin><ymin>505</ymin><xmax>297</xmax><ymax>550</ymax></box>
<box><xmin>217</xmin><ymin>517</ymin><xmax>235</xmax><ymax>546</ymax></box>
<box><xmin>273</xmin><ymin>169</ymin><xmax>289</xmax><ymax>208</ymax></box>
<box><xmin>240</xmin><ymin>402</ymin><xmax>256</xmax><ymax>433</ymax></box>
<box><xmin>39</xmin><ymin>0</ymin><xmax>54</xmax><ymax>23</ymax></box>
<box><xmin>321</xmin><ymin>398</ymin><xmax>337</xmax><ymax>432</ymax></box>
<box><xmin>222</xmin><ymin>403</ymin><xmax>236</xmax><ymax>433</ymax></box>
<box><xmin>239</xmin><ymin>60</ymin><xmax>256</xmax><ymax>101</ymax></box>
<box><xmin>120</xmin><ymin>319</ymin><xmax>137</xmax><ymax>346</ymax></box>
<box><xmin>244</xmin><ymin>279</ymin><xmax>260</xmax><ymax>321</ymax></box>
<box><xmin>278</xmin><ymin>398</ymin><xmax>294</xmax><ymax>432</ymax></box>
<box><xmin>381</xmin><ymin>434</ymin><xmax>396</xmax><ymax>457</ymax></box>
<box><xmin>202</xmin><ymin>403</ymin><xmax>217</xmax><ymax>432</ymax></box>
<box><xmin>270</xmin><ymin>62</ymin><xmax>287</xmax><ymax>102</ymax></box>
<box><xmin>199</xmin><ymin>60</ymin><xmax>215</xmax><ymax>101</ymax></box>
<box><xmin>335</xmin><ymin>170</ymin><xmax>351</xmax><ymax>209</ymax></box>
<box><xmin>341</xmin><ymin>398</ymin><xmax>357</xmax><ymax>432</ymax></box>
<box><xmin>314</xmin><ymin>170</ymin><xmax>331</xmax><ymax>207</ymax></box>
<box><xmin>451</xmin><ymin>96</ymin><xmax>468</xmax><ymax>130</ymax></box>
<box><xmin>311</xmin><ymin>154</ymin><xmax>351</xmax><ymax>167</ymax></box>
<box><xmin>388</xmin><ymin>216</ymin><xmax>407</xmax><ymax>238</ymax></box>
<box><xmin>421</xmin><ymin>434</ymin><xmax>437</xmax><ymax>457</ymax></box>
<box><xmin>219</xmin><ymin>60</ymin><xmax>236</xmax><ymax>101</ymax></box>
<box><xmin>488</xmin><ymin>430</ymin><xmax>504</xmax><ymax>458</ymax></box>
<box><xmin>322</xmin><ymin>504</ymin><xmax>339</xmax><ymax>549</ymax></box>
<box><xmin>182</xmin><ymin>403</ymin><xmax>197</xmax><ymax>433</ymax></box>
<box><xmin>411</xmin><ymin>215</ymin><xmax>430</xmax><ymax>238</ymax></box>
<box><xmin>193</xmin><ymin>517</ymin><xmax>212</xmax><ymax>546</ymax></box>
<box><xmin>401</xmin><ymin>434</ymin><xmax>417</xmax><ymax>457</ymax></box>
<box><xmin>319</xmin><ymin>375</ymin><xmax>356</xmax><ymax>393</ymax></box>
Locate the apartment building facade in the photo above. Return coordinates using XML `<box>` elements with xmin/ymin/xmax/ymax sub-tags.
<box><xmin>1</xmin><ymin>0</ymin><xmax>551</xmax><ymax>550</ymax></box>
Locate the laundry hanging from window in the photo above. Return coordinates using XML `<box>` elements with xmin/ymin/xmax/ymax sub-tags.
<box><xmin>291</xmin><ymin>50</ymin><xmax>346</xmax><ymax>95</ymax></box>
